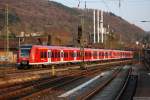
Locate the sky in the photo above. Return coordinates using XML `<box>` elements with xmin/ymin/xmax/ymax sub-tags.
<box><xmin>52</xmin><ymin>0</ymin><xmax>150</xmax><ymax>32</ymax></box>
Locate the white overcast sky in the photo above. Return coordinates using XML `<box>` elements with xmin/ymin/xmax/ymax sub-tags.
<box><xmin>52</xmin><ymin>0</ymin><xmax>150</xmax><ymax>32</ymax></box>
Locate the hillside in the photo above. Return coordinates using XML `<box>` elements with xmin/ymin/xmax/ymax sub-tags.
<box><xmin>0</xmin><ymin>0</ymin><xmax>146</xmax><ymax>49</ymax></box>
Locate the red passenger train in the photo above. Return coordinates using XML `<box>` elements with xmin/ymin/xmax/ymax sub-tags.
<box><xmin>17</xmin><ymin>45</ymin><xmax>133</xmax><ymax>68</ymax></box>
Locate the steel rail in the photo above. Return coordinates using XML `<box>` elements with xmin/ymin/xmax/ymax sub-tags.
<box><xmin>20</xmin><ymin>65</ymin><xmax>109</xmax><ymax>100</ymax></box>
<box><xmin>76</xmin><ymin>68</ymin><xmax>121</xmax><ymax>100</ymax></box>
<box><xmin>0</xmin><ymin>66</ymin><xmax>101</xmax><ymax>99</ymax></box>
<box><xmin>115</xmin><ymin>68</ymin><xmax>132</xmax><ymax>100</ymax></box>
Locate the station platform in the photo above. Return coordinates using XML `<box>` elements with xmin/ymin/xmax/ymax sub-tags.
<box><xmin>133</xmin><ymin>64</ymin><xmax>150</xmax><ymax>100</ymax></box>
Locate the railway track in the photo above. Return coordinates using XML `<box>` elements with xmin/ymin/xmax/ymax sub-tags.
<box><xmin>0</xmin><ymin>60</ymin><xmax>133</xmax><ymax>100</ymax></box>
<box><xmin>21</xmin><ymin>65</ymin><xmax>115</xmax><ymax>100</ymax></box>
<box><xmin>0</xmin><ymin>60</ymin><xmax>133</xmax><ymax>88</ymax></box>
<box><xmin>0</xmin><ymin>60</ymin><xmax>133</xmax><ymax>76</ymax></box>
<box><xmin>76</xmin><ymin>68</ymin><xmax>122</xmax><ymax>100</ymax></box>
<box><xmin>0</xmin><ymin>64</ymin><xmax>115</xmax><ymax>100</ymax></box>
<box><xmin>75</xmin><ymin>66</ymin><xmax>132</xmax><ymax>100</ymax></box>
<box><xmin>116</xmin><ymin>69</ymin><xmax>138</xmax><ymax>100</ymax></box>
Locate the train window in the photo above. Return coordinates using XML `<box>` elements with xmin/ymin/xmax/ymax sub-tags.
<box><xmin>79</xmin><ymin>52</ymin><xmax>82</xmax><ymax>57</ymax></box>
<box><xmin>55</xmin><ymin>52</ymin><xmax>57</xmax><ymax>58</ymax></box>
<box><xmin>44</xmin><ymin>52</ymin><xmax>47</xmax><ymax>58</ymax></box>
<box><xmin>40</xmin><ymin>51</ymin><xmax>47</xmax><ymax>58</ymax></box>
<box><xmin>86</xmin><ymin>52</ymin><xmax>90</xmax><ymax>57</ymax></box>
<box><xmin>78</xmin><ymin>52</ymin><xmax>81</xmax><ymax>57</ymax></box>
<box><xmin>94</xmin><ymin>51</ymin><xmax>97</xmax><ymax>57</ymax></box>
<box><xmin>89</xmin><ymin>53</ymin><xmax>91</xmax><ymax>57</ymax></box>
<box><xmin>56</xmin><ymin>52</ymin><xmax>57</xmax><ymax>58</ymax></box>
<box><xmin>105</xmin><ymin>52</ymin><xmax>108</xmax><ymax>56</ymax></box>
<box><xmin>101</xmin><ymin>52</ymin><xmax>103</xmax><ymax>56</ymax></box>
<box><xmin>69</xmin><ymin>52</ymin><xmax>73</xmax><ymax>58</ymax></box>
<box><xmin>52</xmin><ymin>52</ymin><xmax>54</xmax><ymax>58</ymax></box>
<box><xmin>64</xmin><ymin>52</ymin><xmax>68</xmax><ymax>58</ymax></box>
<box><xmin>99</xmin><ymin>52</ymin><xmax>101</xmax><ymax>56</ymax></box>
<box><xmin>21</xmin><ymin>48</ymin><xmax>30</xmax><ymax>57</ymax></box>
<box><xmin>40</xmin><ymin>52</ymin><xmax>43</xmax><ymax>58</ymax></box>
<box><xmin>85</xmin><ymin>52</ymin><xmax>87</xmax><ymax>57</ymax></box>
<box><xmin>57</xmin><ymin>52</ymin><xmax>60</xmax><ymax>58</ymax></box>
<box><xmin>77</xmin><ymin>52</ymin><xmax>80</xmax><ymax>57</ymax></box>
<box><xmin>67</xmin><ymin>52</ymin><xmax>69</xmax><ymax>58</ymax></box>
<box><xmin>87</xmin><ymin>52</ymin><xmax>90</xmax><ymax>57</ymax></box>
<box><xmin>69</xmin><ymin>52</ymin><xmax>71</xmax><ymax>57</ymax></box>
<box><xmin>71</xmin><ymin>52</ymin><xmax>74</xmax><ymax>58</ymax></box>
<box><xmin>87</xmin><ymin>52</ymin><xmax>89</xmax><ymax>57</ymax></box>
<box><xmin>109</xmin><ymin>52</ymin><xmax>112</xmax><ymax>56</ymax></box>
<box><xmin>66</xmin><ymin>52</ymin><xmax>67</xmax><ymax>58</ymax></box>
<box><xmin>100</xmin><ymin>52</ymin><xmax>103</xmax><ymax>57</ymax></box>
<box><xmin>64</xmin><ymin>52</ymin><xmax>66</xmax><ymax>58</ymax></box>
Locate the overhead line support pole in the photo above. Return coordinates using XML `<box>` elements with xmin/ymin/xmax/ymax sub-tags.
<box><xmin>5</xmin><ymin>4</ymin><xmax>9</xmax><ymax>56</ymax></box>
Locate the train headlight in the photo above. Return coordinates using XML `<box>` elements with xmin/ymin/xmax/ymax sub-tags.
<box><xmin>21</xmin><ymin>61</ymin><xmax>28</xmax><ymax>65</ymax></box>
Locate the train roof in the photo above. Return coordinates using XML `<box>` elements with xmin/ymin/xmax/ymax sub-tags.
<box><xmin>32</xmin><ymin>45</ymin><xmax>80</xmax><ymax>50</ymax></box>
<box><xmin>20</xmin><ymin>44</ymin><xmax>32</xmax><ymax>48</ymax></box>
<box><xmin>20</xmin><ymin>44</ymin><xmax>132</xmax><ymax>52</ymax></box>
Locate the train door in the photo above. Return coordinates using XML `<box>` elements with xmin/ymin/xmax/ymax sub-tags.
<box><xmin>48</xmin><ymin>50</ymin><xmax>51</xmax><ymax>63</ymax></box>
<box><xmin>69</xmin><ymin>50</ymin><xmax>74</xmax><ymax>61</ymax></box>
<box><xmin>97</xmin><ymin>51</ymin><xmax>99</xmax><ymax>59</ymax></box>
<box><xmin>76</xmin><ymin>50</ymin><xmax>81</xmax><ymax>61</ymax></box>
<box><xmin>51</xmin><ymin>49</ymin><xmax>55</xmax><ymax>62</ymax></box>
<box><xmin>99</xmin><ymin>51</ymin><xmax>103</xmax><ymax>60</ymax></box>
<box><xmin>93</xmin><ymin>51</ymin><xmax>97</xmax><ymax>59</ymax></box>
<box><xmin>103</xmin><ymin>51</ymin><xmax>106</xmax><ymax>60</ymax></box>
<box><xmin>112</xmin><ymin>51</ymin><xmax>115</xmax><ymax>59</ymax></box>
<box><xmin>57</xmin><ymin>50</ymin><xmax>61</xmax><ymax>62</ymax></box>
<box><xmin>60</xmin><ymin>50</ymin><xmax>64</xmax><ymax>62</ymax></box>
<box><xmin>64</xmin><ymin>50</ymin><xmax>68</xmax><ymax>62</ymax></box>
<box><xmin>74</xmin><ymin>51</ymin><xmax>77</xmax><ymax>61</ymax></box>
<box><xmin>91</xmin><ymin>51</ymin><xmax>93</xmax><ymax>60</ymax></box>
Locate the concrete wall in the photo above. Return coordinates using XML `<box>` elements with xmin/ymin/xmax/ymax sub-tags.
<box><xmin>0</xmin><ymin>51</ymin><xmax>17</xmax><ymax>63</ymax></box>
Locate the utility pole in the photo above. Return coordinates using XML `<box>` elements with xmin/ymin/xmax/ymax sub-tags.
<box><xmin>119</xmin><ymin>0</ymin><xmax>121</xmax><ymax>8</ymax></box>
<box><xmin>78</xmin><ymin>1</ymin><xmax>86</xmax><ymax>69</ymax></box>
<box><xmin>81</xmin><ymin>1</ymin><xmax>86</xmax><ymax>69</ymax></box>
<box><xmin>5</xmin><ymin>4</ymin><xmax>9</xmax><ymax>56</ymax></box>
<box><xmin>107</xmin><ymin>24</ymin><xmax>110</xmax><ymax>48</ymax></box>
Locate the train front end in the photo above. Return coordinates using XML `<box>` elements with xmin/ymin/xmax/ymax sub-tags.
<box><xmin>17</xmin><ymin>45</ymin><xmax>32</xmax><ymax>69</ymax></box>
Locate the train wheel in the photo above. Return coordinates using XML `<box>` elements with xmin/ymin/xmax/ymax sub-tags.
<box><xmin>42</xmin><ymin>65</ymin><xmax>46</xmax><ymax>68</ymax></box>
<box><xmin>17</xmin><ymin>65</ymin><xmax>23</xmax><ymax>69</ymax></box>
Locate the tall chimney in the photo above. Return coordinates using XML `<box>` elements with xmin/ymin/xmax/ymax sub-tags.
<box><xmin>97</xmin><ymin>10</ymin><xmax>100</xmax><ymax>43</ymax></box>
<box><xmin>93</xmin><ymin>9</ymin><xmax>96</xmax><ymax>43</ymax></box>
<box><xmin>100</xmin><ymin>10</ymin><xmax>104</xmax><ymax>43</ymax></box>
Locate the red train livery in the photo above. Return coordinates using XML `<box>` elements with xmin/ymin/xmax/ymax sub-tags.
<box><xmin>17</xmin><ymin>45</ymin><xmax>133</xmax><ymax>68</ymax></box>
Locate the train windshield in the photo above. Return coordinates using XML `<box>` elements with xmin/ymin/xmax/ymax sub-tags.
<box><xmin>20</xmin><ymin>48</ymin><xmax>31</xmax><ymax>57</ymax></box>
